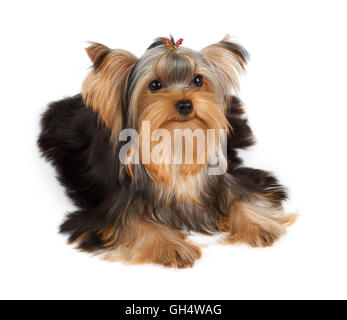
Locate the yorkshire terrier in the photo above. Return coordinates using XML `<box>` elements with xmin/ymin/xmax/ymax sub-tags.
<box><xmin>38</xmin><ymin>35</ymin><xmax>296</xmax><ymax>268</ymax></box>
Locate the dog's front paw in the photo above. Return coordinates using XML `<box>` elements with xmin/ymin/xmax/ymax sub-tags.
<box><xmin>158</xmin><ymin>241</ymin><xmax>202</xmax><ymax>269</ymax></box>
<box><xmin>238</xmin><ymin>224</ymin><xmax>282</xmax><ymax>247</ymax></box>
<box><xmin>225</xmin><ymin>221</ymin><xmax>286</xmax><ymax>248</ymax></box>
<box><xmin>222</xmin><ymin>201</ymin><xmax>296</xmax><ymax>248</ymax></box>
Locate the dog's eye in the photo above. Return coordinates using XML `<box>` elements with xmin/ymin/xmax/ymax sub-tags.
<box><xmin>193</xmin><ymin>75</ymin><xmax>203</xmax><ymax>87</ymax></box>
<box><xmin>149</xmin><ymin>80</ymin><xmax>163</xmax><ymax>92</ymax></box>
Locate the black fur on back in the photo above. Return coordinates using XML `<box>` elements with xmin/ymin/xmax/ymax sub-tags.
<box><xmin>38</xmin><ymin>95</ymin><xmax>119</xmax><ymax>209</ymax></box>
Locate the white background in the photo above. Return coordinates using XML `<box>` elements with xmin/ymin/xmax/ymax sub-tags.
<box><xmin>1</xmin><ymin>0</ymin><xmax>346</xmax><ymax>300</ymax></box>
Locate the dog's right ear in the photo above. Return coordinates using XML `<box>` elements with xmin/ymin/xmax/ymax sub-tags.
<box><xmin>85</xmin><ymin>42</ymin><xmax>113</xmax><ymax>70</ymax></box>
<box><xmin>82</xmin><ymin>42</ymin><xmax>137</xmax><ymax>138</ymax></box>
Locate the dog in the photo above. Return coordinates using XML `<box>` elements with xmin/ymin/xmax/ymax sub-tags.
<box><xmin>38</xmin><ymin>35</ymin><xmax>296</xmax><ymax>268</ymax></box>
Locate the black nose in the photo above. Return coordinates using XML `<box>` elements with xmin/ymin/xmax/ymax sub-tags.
<box><xmin>176</xmin><ymin>100</ymin><xmax>193</xmax><ymax>115</ymax></box>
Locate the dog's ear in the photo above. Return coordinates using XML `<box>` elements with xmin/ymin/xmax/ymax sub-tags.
<box><xmin>82</xmin><ymin>42</ymin><xmax>137</xmax><ymax>138</ymax></box>
<box><xmin>201</xmin><ymin>35</ymin><xmax>249</xmax><ymax>91</ymax></box>
<box><xmin>85</xmin><ymin>42</ymin><xmax>113</xmax><ymax>69</ymax></box>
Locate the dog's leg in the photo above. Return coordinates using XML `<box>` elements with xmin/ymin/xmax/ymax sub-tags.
<box><xmin>220</xmin><ymin>171</ymin><xmax>296</xmax><ymax>247</ymax></box>
<box><xmin>221</xmin><ymin>199</ymin><xmax>296</xmax><ymax>247</ymax></box>
<box><xmin>104</xmin><ymin>218</ymin><xmax>201</xmax><ymax>268</ymax></box>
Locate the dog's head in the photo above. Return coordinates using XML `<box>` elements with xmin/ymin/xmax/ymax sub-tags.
<box><xmin>82</xmin><ymin>36</ymin><xmax>248</xmax><ymax>185</ymax></box>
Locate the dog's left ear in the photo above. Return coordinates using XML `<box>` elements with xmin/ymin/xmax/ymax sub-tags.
<box><xmin>82</xmin><ymin>42</ymin><xmax>137</xmax><ymax>138</ymax></box>
<box><xmin>201</xmin><ymin>35</ymin><xmax>249</xmax><ymax>91</ymax></box>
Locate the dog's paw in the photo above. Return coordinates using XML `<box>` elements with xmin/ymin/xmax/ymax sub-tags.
<box><xmin>246</xmin><ymin>225</ymin><xmax>282</xmax><ymax>247</ymax></box>
<box><xmin>225</xmin><ymin>222</ymin><xmax>285</xmax><ymax>248</ymax></box>
<box><xmin>222</xmin><ymin>200</ymin><xmax>296</xmax><ymax>248</ymax></box>
<box><xmin>158</xmin><ymin>241</ymin><xmax>202</xmax><ymax>269</ymax></box>
<box><xmin>244</xmin><ymin>214</ymin><xmax>297</xmax><ymax>247</ymax></box>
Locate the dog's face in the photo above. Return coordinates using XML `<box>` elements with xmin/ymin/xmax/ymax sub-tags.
<box><xmin>128</xmin><ymin>44</ymin><xmax>229</xmax><ymax>134</ymax></box>
<box><xmin>82</xmin><ymin>36</ymin><xmax>248</xmax><ymax>186</ymax></box>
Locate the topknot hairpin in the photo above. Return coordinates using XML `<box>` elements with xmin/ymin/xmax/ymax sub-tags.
<box><xmin>163</xmin><ymin>37</ymin><xmax>183</xmax><ymax>51</ymax></box>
